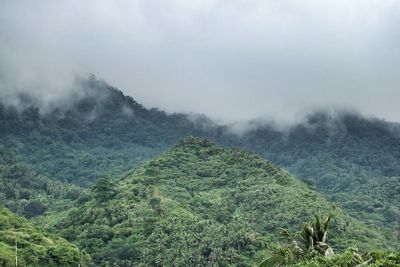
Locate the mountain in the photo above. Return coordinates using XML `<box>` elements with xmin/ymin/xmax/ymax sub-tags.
<box><xmin>0</xmin><ymin>76</ymin><xmax>398</xmax><ymax>251</ymax></box>
<box><xmin>51</xmin><ymin>137</ymin><xmax>391</xmax><ymax>266</ymax></box>
<box><xmin>238</xmin><ymin>112</ymin><xmax>400</xmax><ymax>233</ymax></box>
<box><xmin>0</xmin><ymin>205</ymin><xmax>88</xmax><ymax>266</ymax></box>
<box><xmin>0</xmin><ymin>75</ymin><xmax>225</xmax><ymax>186</ymax></box>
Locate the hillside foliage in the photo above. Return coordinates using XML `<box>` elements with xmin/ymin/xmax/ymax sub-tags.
<box><xmin>52</xmin><ymin>137</ymin><xmax>392</xmax><ymax>266</ymax></box>
<box><xmin>0</xmin><ymin>77</ymin><xmax>399</xmax><ymax>266</ymax></box>
<box><xmin>0</xmin><ymin>206</ymin><xmax>88</xmax><ymax>266</ymax></box>
<box><xmin>1</xmin><ymin>80</ymin><xmax>398</xmax><ymax>237</ymax></box>
<box><xmin>0</xmin><ymin>148</ymin><xmax>85</xmax><ymax>218</ymax></box>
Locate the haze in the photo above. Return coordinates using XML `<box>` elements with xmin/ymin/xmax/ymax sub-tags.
<box><xmin>1</xmin><ymin>0</ymin><xmax>400</xmax><ymax>123</ymax></box>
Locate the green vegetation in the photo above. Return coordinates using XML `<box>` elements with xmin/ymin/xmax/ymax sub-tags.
<box><xmin>0</xmin><ymin>76</ymin><xmax>214</xmax><ymax>186</ymax></box>
<box><xmin>50</xmin><ymin>137</ymin><xmax>391</xmax><ymax>266</ymax></box>
<box><xmin>1</xmin><ymin>78</ymin><xmax>398</xmax><ymax>235</ymax></box>
<box><xmin>260</xmin><ymin>214</ymin><xmax>400</xmax><ymax>267</ymax></box>
<box><xmin>1</xmin><ymin>80</ymin><xmax>398</xmax><ymax>237</ymax></box>
<box><xmin>293</xmin><ymin>251</ymin><xmax>400</xmax><ymax>267</ymax></box>
<box><xmin>241</xmin><ymin>112</ymin><xmax>400</xmax><ymax>240</ymax></box>
<box><xmin>0</xmin><ymin>78</ymin><xmax>399</xmax><ymax>265</ymax></box>
<box><xmin>0</xmin><ymin>148</ymin><xmax>85</xmax><ymax>218</ymax></box>
<box><xmin>0</xmin><ymin>205</ymin><xmax>88</xmax><ymax>266</ymax></box>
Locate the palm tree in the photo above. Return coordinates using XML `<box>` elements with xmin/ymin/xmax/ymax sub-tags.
<box><xmin>298</xmin><ymin>214</ymin><xmax>334</xmax><ymax>257</ymax></box>
<box><xmin>258</xmin><ymin>248</ymin><xmax>287</xmax><ymax>267</ymax></box>
<box><xmin>259</xmin><ymin>214</ymin><xmax>334</xmax><ymax>267</ymax></box>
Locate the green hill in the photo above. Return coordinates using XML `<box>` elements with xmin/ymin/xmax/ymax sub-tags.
<box><xmin>239</xmin><ymin>112</ymin><xmax>400</xmax><ymax>234</ymax></box>
<box><xmin>0</xmin><ymin>205</ymin><xmax>88</xmax><ymax>266</ymax></box>
<box><xmin>54</xmin><ymin>137</ymin><xmax>391</xmax><ymax>266</ymax></box>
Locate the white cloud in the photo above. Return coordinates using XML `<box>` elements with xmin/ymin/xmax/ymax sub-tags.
<box><xmin>0</xmin><ymin>0</ymin><xmax>400</xmax><ymax>122</ymax></box>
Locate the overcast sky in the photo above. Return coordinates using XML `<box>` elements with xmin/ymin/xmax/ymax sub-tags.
<box><xmin>1</xmin><ymin>0</ymin><xmax>400</xmax><ymax>122</ymax></box>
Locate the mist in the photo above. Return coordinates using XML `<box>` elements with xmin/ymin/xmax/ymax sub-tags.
<box><xmin>1</xmin><ymin>0</ymin><xmax>400</xmax><ymax>123</ymax></box>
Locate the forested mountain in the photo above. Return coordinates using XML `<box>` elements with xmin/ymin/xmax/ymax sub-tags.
<box><xmin>0</xmin><ymin>76</ymin><xmax>399</xmax><ymax>265</ymax></box>
<box><xmin>0</xmin><ymin>76</ymin><xmax>224</xmax><ymax>186</ymax></box>
<box><xmin>1</xmin><ymin>77</ymin><xmax>399</xmax><ymax>234</ymax></box>
<box><xmin>49</xmin><ymin>137</ymin><xmax>391</xmax><ymax>266</ymax></box>
<box><xmin>238</xmin><ymin>112</ymin><xmax>400</xmax><ymax>236</ymax></box>
<box><xmin>0</xmin><ymin>205</ymin><xmax>88</xmax><ymax>266</ymax></box>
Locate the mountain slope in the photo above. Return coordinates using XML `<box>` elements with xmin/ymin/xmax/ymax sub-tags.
<box><xmin>0</xmin><ymin>205</ymin><xmax>88</xmax><ymax>266</ymax></box>
<box><xmin>54</xmin><ymin>137</ymin><xmax>391</xmax><ymax>266</ymax></box>
<box><xmin>239</xmin><ymin>112</ymin><xmax>400</xmax><ymax>232</ymax></box>
<box><xmin>0</xmin><ymin>148</ymin><xmax>85</xmax><ymax>218</ymax></box>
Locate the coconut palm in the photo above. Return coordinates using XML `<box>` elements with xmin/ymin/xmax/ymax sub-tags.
<box><xmin>259</xmin><ymin>214</ymin><xmax>334</xmax><ymax>267</ymax></box>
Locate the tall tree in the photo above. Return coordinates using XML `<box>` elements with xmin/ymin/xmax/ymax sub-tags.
<box><xmin>92</xmin><ymin>176</ymin><xmax>117</xmax><ymax>202</ymax></box>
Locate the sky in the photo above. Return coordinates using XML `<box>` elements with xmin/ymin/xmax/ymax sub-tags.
<box><xmin>0</xmin><ymin>0</ymin><xmax>400</xmax><ymax>123</ymax></box>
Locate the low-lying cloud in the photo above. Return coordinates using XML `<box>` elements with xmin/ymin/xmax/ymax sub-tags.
<box><xmin>1</xmin><ymin>0</ymin><xmax>400</xmax><ymax>123</ymax></box>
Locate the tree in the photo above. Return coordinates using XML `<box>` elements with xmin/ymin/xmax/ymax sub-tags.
<box><xmin>259</xmin><ymin>214</ymin><xmax>334</xmax><ymax>267</ymax></box>
<box><xmin>24</xmin><ymin>200</ymin><xmax>47</xmax><ymax>218</ymax></box>
<box><xmin>92</xmin><ymin>176</ymin><xmax>117</xmax><ymax>202</ymax></box>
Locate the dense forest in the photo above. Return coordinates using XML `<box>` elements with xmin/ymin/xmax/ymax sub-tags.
<box><xmin>0</xmin><ymin>76</ymin><xmax>399</xmax><ymax>266</ymax></box>
<box><xmin>241</xmin><ymin>112</ymin><xmax>400</xmax><ymax>226</ymax></box>
<box><xmin>43</xmin><ymin>137</ymin><xmax>393</xmax><ymax>265</ymax></box>
<box><xmin>0</xmin><ymin>149</ymin><xmax>85</xmax><ymax>218</ymax></box>
<box><xmin>0</xmin><ymin>206</ymin><xmax>87</xmax><ymax>266</ymax></box>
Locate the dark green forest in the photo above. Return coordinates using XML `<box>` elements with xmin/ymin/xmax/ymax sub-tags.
<box><xmin>0</xmin><ymin>77</ymin><xmax>399</xmax><ymax>266</ymax></box>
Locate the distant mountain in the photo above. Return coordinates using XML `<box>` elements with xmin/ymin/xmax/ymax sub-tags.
<box><xmin>0</xmin><ymin>75</ymin><xmax>226</xmax><ymax>186</ymax></box>
<box><xmin>0</xmin><ymin>205</ymin><xmax>88</xmax><ymax>266</ymax></box>
<box><xmin>53</xmin><ymin>137</ymin><xmax>391</xmax><ymax>266</ymax></box>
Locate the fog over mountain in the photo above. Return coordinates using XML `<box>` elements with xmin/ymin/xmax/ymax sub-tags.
<box><xmin>1</xmin><ymin>0</ymin><xmax>400</xmax><ymax>123</ymax></box>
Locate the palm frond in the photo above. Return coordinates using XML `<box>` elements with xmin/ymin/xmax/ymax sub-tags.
<box><xmin>259</xmin><ymin>248</ymin><xmax>288</xmax><ymax>267</ymax></box>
